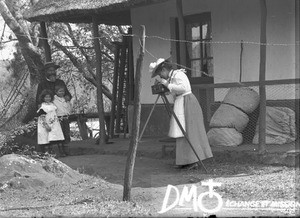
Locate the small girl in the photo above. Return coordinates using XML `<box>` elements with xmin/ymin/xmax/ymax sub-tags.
<box><xmin>37</xmin><ymin>89</ymin><xmax>65</xmax><ymax>154</ymax></box>
<box><xmin>53</xmin><ymin>84</ymin><xmax>72</xmax><ymax>156</ymax></box>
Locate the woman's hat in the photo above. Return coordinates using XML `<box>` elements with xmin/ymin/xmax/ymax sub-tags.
<box><xmin>42</xmin><ymin>62</ymin><xmax>60</xmax><ymax>73</ymax></box>
<box><xmin>149</xmin><ymin>58</ymin><xmax>170</xmax><ymax>78</ymax></box>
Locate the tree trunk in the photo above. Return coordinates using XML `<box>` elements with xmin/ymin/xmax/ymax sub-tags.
<box><xmin>0</xmin><ymin>0</ymin><xmax>44</xmax><ymax>126</ymax></box>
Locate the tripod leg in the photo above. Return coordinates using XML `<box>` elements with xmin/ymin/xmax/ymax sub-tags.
<box><xmin>161</xmin><ymin>95</ymin><xmax>172</xmax><ymax>117</ymax></box>
<box><xmin>161</xmin><ymin>94</ymin><xmax>208</xmax><ymax>173</ymax></box>
<box><xmin>138</xmin><ymin>94</ymin><xmax>160</xmax><ymax>141</ymax></box>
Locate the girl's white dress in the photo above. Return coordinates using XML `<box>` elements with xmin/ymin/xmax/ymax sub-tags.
<box><xmin>37</xmin><ymin>102</ymin><xmax>65</xmax><ymax>145</ymax></box>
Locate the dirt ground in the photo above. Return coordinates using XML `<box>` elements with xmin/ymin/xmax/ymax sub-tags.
<box><xmin>59</xmin><ymin>154</ymin><xmax>200</xmax><ymax>188</ymax></box>
<box><xmin>58</xmin><ymin>154</ymin><xmax>298</xmax><ymax>217</ymax></box>
<box><xmin>0</xmin><ymin>152</ymin><xmax>298</xmax><ymax>217</ymax></box>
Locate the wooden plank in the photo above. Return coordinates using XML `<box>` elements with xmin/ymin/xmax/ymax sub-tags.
<box><xmin>258</xmin><ymin>0</ymin><xmax>267</xmax><ymax>153</ymax></box>
<box><xmin>191</xmin><ymin>79</ymin><xmax>300</xmax><ymax>89</ymax></box>
<box><xmin>123</xmin><ymin>25</ymin><xmax>145</xmax><ymax>201</ymax></box>
<box><xmin>40</xmin><ymin>22</ymin><xmax>51</xmax><ymax>62</ymax></box>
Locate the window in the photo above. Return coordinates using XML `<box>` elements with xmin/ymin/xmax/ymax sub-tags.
<box><xmin>185</xmin><ymin>13</ymin><xmax>213</xmax><ymax>83</ymax></box>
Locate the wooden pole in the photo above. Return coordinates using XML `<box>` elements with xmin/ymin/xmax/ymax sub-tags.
<box><xmin>116</xmin><ymin>36</ymin><xmax>128</xmax><ymax>133</ymax></box>
<box><xmin>296</xmin><ymin>0</ymin><xmax>300</xmax><ymax>153</ymax></box>
<box><xmin>176</xmin><ymin>0</ymin><xmax>186</xmax><ymax>66</ymax></box>
<box><xmin>123</xmin><ymin>25</ymin><xmax>145</xmax><ymax>201</ymax></box>
<box><xmin>40</xmin><ymin>22</ymin><xmax>51</xmax><ymax>62</ymax></box>
<box><xmin>127</xmin><ymin>28</ymin><xmax>135</xmax><ymax>103</ymax></box>
<box><xmin>109</xmin><ymin>43</ymin><xmax>121</xmax><ymax>138</ymax></box>
<box><xmin>239</xmin><ymin>40</ymin><xmax>244</xmax><ymax>83</ymax></box>
<box><xmin>258</xmin><ymin>0</ymin><xmax>267</xmax><ymax>153</ymax></box>
<box><xmin>92</xmin><ymin>17</ymin><xmax>106</xmax><ymax>147</ymax></box>
<box><xmin>296</xmin><ymin>2</ymin><xmax>300</xmax><ymax>212</ymax></box>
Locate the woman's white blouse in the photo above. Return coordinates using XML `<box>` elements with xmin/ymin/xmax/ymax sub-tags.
<box><xmin>167</xmin><ymin>69</ymin><xmax>191</xmax><ymax>138</ymax></box>
<box><xmin>167</xmin><ymin>69</ymin><xmax>191</xmax><ymax>96</ymax></box>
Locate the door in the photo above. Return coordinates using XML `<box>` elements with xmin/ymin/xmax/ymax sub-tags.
<box><xmin>170</xmin><ymin>12</ymin><xmax>214</xmax><ymax>129</ymax></box>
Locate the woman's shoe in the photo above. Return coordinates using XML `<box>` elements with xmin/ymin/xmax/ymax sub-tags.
<box><xmin>173</xmin><ymin>165</ymin><xmax>185</xmax><ymax>169</ymax></box>
<box><xmin>182</xmin><ymin>163</ymin><xmax>199</xmax><ymax>170</ymax></box>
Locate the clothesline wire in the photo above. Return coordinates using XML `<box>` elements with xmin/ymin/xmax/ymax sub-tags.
<box><xmin>139</xmin><ymin>38</ymin><xmax>244</xmax><ymax>84</ymax></box>
<box><xmin>8</xmin><ymin>32</ymin><xmax>300</xmax><ymax>47</ymax></box>
<box><xmin>6</xmin><ymin>31</ymin><xmax>297</xmax><ymax>84</ymax></box>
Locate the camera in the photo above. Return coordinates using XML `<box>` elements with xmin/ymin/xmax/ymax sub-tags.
<box><xmin>151</xmin><ymin>83</ymin><xmax>169</xmax><ymax>95</ymax></box>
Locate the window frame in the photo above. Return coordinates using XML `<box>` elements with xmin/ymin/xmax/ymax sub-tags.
<box><xmin>184</xmin><ymin>12</ymin><xmax>214</xmax><ymax>84</ymax></box>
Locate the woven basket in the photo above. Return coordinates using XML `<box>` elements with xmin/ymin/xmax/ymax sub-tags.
<box><xmin>209</xmin><ymin>104</ymin><xmax>249</xmax><ymax>132</ymax></box>
<box><xmin>223</xmin><ymin>87</ymin><xmax>259</xmax><ymax>114</ymax></box>
<box><xmin>207</xmin><ymin>127</ymin><xmax>243</xmax><ymax>147</ymax></box>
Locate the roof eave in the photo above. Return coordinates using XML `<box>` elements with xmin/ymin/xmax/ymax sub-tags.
<box><xmin>26</xmin><ymin>10</ymin><xmax>131</xmax><ymax>25</ymax></box>
<box><xmin>24</xmin><ymin>0</ymin><xmax>169</xmax><ymax>24</ymax></box>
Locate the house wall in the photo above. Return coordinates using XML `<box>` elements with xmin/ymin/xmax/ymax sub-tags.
<box><xmin>131</xmin><ymin>0</ymin><xmax>296</xmax><ymax>104</ymax></box>
<box><xmin>130</xmin><ymin>0</ymin><xmax>297</xmax><ymax>136</ymax></box>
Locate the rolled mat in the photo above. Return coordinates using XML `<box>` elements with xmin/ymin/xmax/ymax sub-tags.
<box><xmin>207</xmin><ymin>127</ymin><xmax>243</xmax><ymax>147</ymax></box>
<box><xmin>209</xmin><ymin>104</ymin><xmax>249</xmax><ymax>132</ymax></box>
<box><xmin>223</xmin><ymin>87</ymin><xmax>260</xmax><ymax>114</ymax></box>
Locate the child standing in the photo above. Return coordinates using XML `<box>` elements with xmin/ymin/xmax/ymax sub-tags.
<box><xmin>53</xmin><ymin>84</ymin><xmax>72</xmax><ymax>157</ymax></box>
<box><xmin>37</xmin><ymin>89</ymin><xmax>65</xmax><ymax>154</ymax></box>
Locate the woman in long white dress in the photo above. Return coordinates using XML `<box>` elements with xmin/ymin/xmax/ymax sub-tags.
<box><xmin>149</xmin><ymin>58</ymin><xmax>213</xmax><ymax>169</ymax></box>
<box><xmin>37</xmin><ymin>89</ymin><xmax>64</xmax><ymax>153</ymax></box>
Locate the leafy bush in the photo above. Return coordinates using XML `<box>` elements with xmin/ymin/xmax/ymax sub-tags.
<box><xmin>0</xmin><ymin>119</ymin><xmax>48</xmax><ymax>158</ymax></box>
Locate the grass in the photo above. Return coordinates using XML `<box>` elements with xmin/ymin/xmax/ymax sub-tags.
<box><xmin>189</xmin><ymin>159</ymin><xmax>298</xmax><ymax>204</ymax></box>
<box><xmin>0</xmin><ymin>152</ymin><xmax>298</xmax><ymax>217</ymax></box>
<box><xmin>0</xmin><ymin>175</ymin><xmax>150</xmax><ymax>217</ymax></box>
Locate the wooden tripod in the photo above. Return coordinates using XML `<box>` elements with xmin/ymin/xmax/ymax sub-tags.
<box><xmin>139</xmin><ymin>93</ymin><xmax>208</xmax><ymax>173</ymax></box>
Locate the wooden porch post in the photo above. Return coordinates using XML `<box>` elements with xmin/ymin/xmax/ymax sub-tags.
<box><xmin>116</xmin><ymin>35</ymin><xmax>128</xmax><ymax>133</ymax></box>
<box><xmin>40</xmin><ymin>22</ymin><xmax>51</xmax><ymax>62</ymax></box>
<box><xmin>92</xmin><ymin>17</ymin><xmax>106</xmax><ymax>147</ymax></box>
<box><xmin>109</xmin><ymin>42</ymin><xmax>121</xmax><ymax>138</ymax></box>
<box><xmin>176</xmin><ymin>0</ymin><xmax>186</xmax><ymax>66</ymax></box>
<box><xmin>258</xmin><ymin>0</ymin><xmax>267</xmax><ymax>153</ymax></box>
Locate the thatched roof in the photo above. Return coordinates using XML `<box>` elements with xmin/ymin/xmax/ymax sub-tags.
<box><xmin>24</xmin><ymin>0</ymin><xmax>168</xmax><ymax>25</ymax></box>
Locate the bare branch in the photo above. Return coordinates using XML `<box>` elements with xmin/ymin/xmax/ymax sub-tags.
<box><xmin>64</xmin><ymin>23</ymin><xmax>93</xmax><ymax>67</ymax></box>
<box><xmin>101</xmin><ymin>50</ymin><xmax>114</xmax><ymax>62</ymax></box>
<box><xmin>53</xmin><ymin>39</ymin><xmax>112</xmax><ymax>100</ymax></box>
